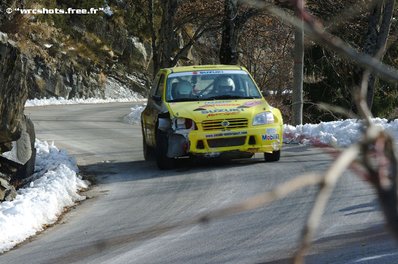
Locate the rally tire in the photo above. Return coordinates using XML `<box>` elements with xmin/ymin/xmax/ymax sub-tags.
<box><xmin>142</xmin><ymin>128</ymin><xmax>155</xmax><ymax>161</ymax></box>
<box><xmin>264</xmin><ymin>150</ymin><xmax>280</xmax><ymax>162</ymax></box>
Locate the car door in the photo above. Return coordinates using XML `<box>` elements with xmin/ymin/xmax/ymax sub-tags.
<box><xmin>142</xmin><ymin>72</ymin><xmax>166</xmax><ymax>146</ymax></box>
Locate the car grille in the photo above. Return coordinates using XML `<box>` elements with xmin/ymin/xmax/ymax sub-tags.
<box><xmin>202</xmin><ymin>118</ymin><xmax>248</xmax><ymax>131</ymax></box>
<box><xmin>207</xmin><ymin>137</ymin><xmax>246</xmax><ymax>148</ymax></box>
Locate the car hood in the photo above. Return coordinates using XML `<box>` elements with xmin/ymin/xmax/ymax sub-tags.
<box><xmin>166</xmin><ymin>99</ymin><xmax>270</xmax><ymax>122</ymax></box>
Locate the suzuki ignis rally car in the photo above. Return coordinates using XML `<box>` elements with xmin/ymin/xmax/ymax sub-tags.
<box><xmin>141</xmin><ymin>65</ymin><xmax>283</xmax><ymax>169</ymax></box>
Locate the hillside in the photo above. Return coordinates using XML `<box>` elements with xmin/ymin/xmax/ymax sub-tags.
<box><xmin>1</xmin><ymin>0</ymin><xmax>150</xmax><ymax>100</ymax></box>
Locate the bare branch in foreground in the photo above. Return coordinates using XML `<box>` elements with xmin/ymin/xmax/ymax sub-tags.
<box><xmin>58</xmin><ymin>2</ymin><xmax>396</xmax><ymax>263</ymax></box>
<box><xmin>325</xmin><ymin>0</ymin><xmax>379</xmax><ymax>31</ymax></box>
<box><xmin>245</xmin><ymin>1</ymin><xmax>398</xmax><ymax>263</ymax></box>
<box><xmin>355</xmin><ymin>70</ymin><xmax>374</xmax><ymax>125</ymax></box>
<box><xmin>48</xmin><ymin>173</ymin><xmax>324</xmax><ymax>263</ymax></box>
<box><xmin>244</xmin><ymin>0</ymin><xmax>398</xmax><ymax>82</ymax></box>
<box><xmin>360</xmin><ymin>127</ymin><xmax>398</xmax><ymax>240</ymax></box>
<box><xmin>293</xmin><ymin>145</ymin><xmax>360</xmax><ymax>264</ymax></box>
<box><xmin>197</xmin><ymin>172</ymin><xmax>323</xmax><ymax>222</ymax></box>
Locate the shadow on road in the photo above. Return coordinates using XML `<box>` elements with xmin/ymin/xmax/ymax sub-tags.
<box><xmin>79</xmin><ymin>157</ymin><xmax>266</xmax><ymax>184</ymax></box>
<box><xmin>257</xmin><ymin>224</ymin><xmax>395</xmax><ymax>264</ymax></box>
<box><xmin>78</xmin><ymin>144</ymin><xmax>332</xmax><ymax>185</ymax></box>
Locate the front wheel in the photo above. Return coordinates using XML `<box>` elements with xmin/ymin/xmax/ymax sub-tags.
<box><xmin>155</xmin><ymin>130</ymin><xmax>175</xmax><ymax>170</ymax></box>
<box><xmin>264</xmin><ymin>150</ymin><xmax>280</xmax><ymax>162</ymax></box>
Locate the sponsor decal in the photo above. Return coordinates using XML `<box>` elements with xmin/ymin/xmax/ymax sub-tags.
<box><xmin>193</xmin><ymin>101</ymin><xmax>240</xmax><ymax>111</ymax></box>
<box><xmin>195</xmin><ymin>100</ymin><xmax>262</xmax><ymax>110</ymax></box>
<box><xmin>242</xmin><ymin>100</ymin><xmax>263</xmax><ymax>107</ymax></box>
<box><xmin>202</xmin><ymin>100</ymin><xmax>233</xmax><ymax>105</ymax></box>
<box><xmin>206</xmin><ymin>131</ymin><xmax>247</xmax><ymax>138</ymax></box>
<box><xmin>199</xmin><ymin>108</ymin><xmax>244</xmax><ymax>118</ymax></box>
<box><xmin>194</xmin><ymin>101</ymin><xmax>240</xmax><ymax>110</ymax></box>
<box><xmin>168</xmin><ymin>70</ymin><xmax>248</xmax><ymax>78</ymax></box>
<box><xmin>206</xmin><ymin>112</ymin><xmax>241</xmax><ymax>118</ymax></box>
<box><xmin>200</xmin><ymin>108</ymin><xmax>245</xmax><ymax>114</ymax></box>
<box><xmin>198</xmin><ymin>70</ymin><xmax>224</xmax><ymax>75</ymax></box>
<box><xmin>262</xmin><ymin>134</ymin><xmax>279</xmax><ymax>141</ymax></box>
<box><xmin>262</xmin><ymin>128</ymin><xmax>279</xmax><ymax>141</ymax></box>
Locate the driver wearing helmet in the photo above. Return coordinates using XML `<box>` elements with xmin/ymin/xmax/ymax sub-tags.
<box><xmin>172</xmin><ymin>80</ymin><xmax>192</xmax><ymax>99</ymax></box>
<box><xmin>215</xmin><ymin>76</ymin><xmax>235</xmax><ymax>94</ymax></box>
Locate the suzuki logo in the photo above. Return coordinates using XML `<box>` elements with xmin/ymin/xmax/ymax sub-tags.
<box><xmin>221</xmin><ymin>120</ymin><xmax>230</xmax><ymax>127</ymax></box>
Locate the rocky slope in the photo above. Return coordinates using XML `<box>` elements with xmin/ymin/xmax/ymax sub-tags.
<box><xmin>0</xmin><ymin>0</ymin><xmax>151</xmax><ymax>199</ymax></box>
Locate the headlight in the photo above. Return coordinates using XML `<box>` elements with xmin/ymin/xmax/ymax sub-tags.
<box><xmin>252</xmin><ymin>111</ymin><xmax>274</xmax><ymax>126</ymax></box>
<box><xmin>175</xmin><ymin>118</ymin><xmax>195</xmax><ymax>129</ymax></box>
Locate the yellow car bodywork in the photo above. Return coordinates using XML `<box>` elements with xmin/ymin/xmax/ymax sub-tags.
<box><xmin>141</xmin><ymin>65</ymin><xmax>283</xmax><ymax>168</ymax></box>
<box><xmin>168</xmin><ymin>100</ymin><xmax>283</xmax><ymax>155</ymax></box>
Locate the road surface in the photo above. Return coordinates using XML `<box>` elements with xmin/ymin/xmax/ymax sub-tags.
<box><xmin>0</xmin><ymin>102</ymin><xmax>396</xmax><ymax>264</ymax></box>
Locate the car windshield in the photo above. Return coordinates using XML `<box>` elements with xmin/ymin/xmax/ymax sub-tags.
<box><xmin>165</xmin><ymin>70</ymin><xmax>262</xmax><ymax>102</ymax></box>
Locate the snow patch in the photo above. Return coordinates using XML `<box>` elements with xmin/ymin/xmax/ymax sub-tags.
<box><xmin>104</xmin><ymin>77</ymin><xmax>144</xmax><ymax>101</ymax></box>
<box><xmin>123</xmin><ymin>104</ymin><xmax>146</xmax><ymax>125</ymax></box>
<box><xmin>284</xmin><ymin>118</ymin><xmax>398</xmax><ymax>147</ymax></box>
<box><xmin>0</xmin><ymin>140</ymin><xmax>89</xmax><ymax>253</ymax></box>
<box><xmin>25</xmin><ymin>96</ymin><xmax>146</xmax><ymax>107</ymax></box>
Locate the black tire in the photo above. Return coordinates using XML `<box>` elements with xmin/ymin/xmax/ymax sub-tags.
<box><xmin>264</xmin><ymin>150</ymin><xmax>280</xmax><ymax>162</ymax></box>
<box><xmin>155</xmin><ymin>130</ymin><xmax>175</xmax><ymax>170</ymax></box>
<box><xmin>142</xmin><ymin>129</ymin><xmax>154</xmax><ymax>161</ymax></box>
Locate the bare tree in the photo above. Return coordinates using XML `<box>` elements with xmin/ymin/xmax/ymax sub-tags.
<box><xmin>219</xmin><ymin>0</ymin><xmax>260</xmax><ymax>64</ymax></box>
<box><xmin>220</xmin><ymin>0</ymin><xmax>239</xmax><ymax>64</ymax></box>
<box><xmin>292</xmin><ymin>0</ymin><xmax>304</xmax><ymax>125</ymax></box>
<box><xmin>148</xmin><ymin>0</ymin><xmax>160</xmax><ymax>74</ymax></box>
<box><xmin>149</xmin><ymin>0</ymin><xmax>223</xmax><ymax>75</ymax></box>
<box><xmin>360</xmin><ymin>0</ymin><xmax>395</xmax><ymax>110</ymax></box>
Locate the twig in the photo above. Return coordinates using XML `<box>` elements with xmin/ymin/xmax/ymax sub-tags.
<box><xmin>293</xmin><ymin>144</ymin><xmax>360</xmax><ymax>264</ymax></box>
<box><xmin>197</xmin><ymin>172</ymin><xmax>323</xmax><ymax>221</ymax></box>
<box><xmin>48</xmin><ymin>173</ymin><xmax>324</xmax><ymax>263</ymax></box>
<box><xmin>243</xmin><ymin>0</ymin><xmax>398</xmax><ymax>82</ymax></box>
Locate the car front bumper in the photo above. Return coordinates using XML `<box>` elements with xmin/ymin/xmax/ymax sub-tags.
<box><xmin>167</xmin><ymin>124</ymin><xmax>283</xmax><ymax>158</ymax></box>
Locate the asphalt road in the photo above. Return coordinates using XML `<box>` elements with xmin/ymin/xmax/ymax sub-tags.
<box><xmin>0</xmin><ymin>102</ymin><xmax>396</xmax><ymax>264</ymax></box>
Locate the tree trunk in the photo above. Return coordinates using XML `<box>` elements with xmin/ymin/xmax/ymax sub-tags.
<box><xmin>219</xmin><ymin>0</ymin><xmax>239</xmax><ymax>65</ymax></box>
<box><xmin>362</xmin><ymin>0</ymin><xmax>395</xmax><ymax>110</ymax></box>
<box><xmin>292</xmin><ymin>3</ymin><xmax>304</xmax><ymax>125</ymax></box>
<box><xmin>150</xmin><ymin>0</ymin><xmax>179</xmax><ymax>74</ymax></box>
<box><xmin>148</xmin><ymin>0</ymin><xmax>159</xmax><ymax>75</ymax></box>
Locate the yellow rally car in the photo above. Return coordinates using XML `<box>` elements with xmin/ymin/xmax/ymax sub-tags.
<box><xmin>141</xmin><ymin>65</ymin><xmax>283</xmax><ymax>169</ymax></box>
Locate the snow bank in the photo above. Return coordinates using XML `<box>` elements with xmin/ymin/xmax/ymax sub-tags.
<box><xmin>124</xmin><ymin>105</ymin><xmax>398</xmax><ymax>148</ymax></box>
<box><xmin>284</xmin><ymin>118</ymin><xmax>398</xmax><ymax>147</ymax></box>
<box><xmin>123</xmin><ymin>104</ymin><xmax>146</xmax><ymax>125</ymax></box>
<box><xmin>0</xmin><ymin>140</ymin><xmax>89</xmax><ymax>253</ymax></box>
<box><xmin>25</xmin><ymin>96</ymin><xmax>146</xmax><ymax>107</ymax></box>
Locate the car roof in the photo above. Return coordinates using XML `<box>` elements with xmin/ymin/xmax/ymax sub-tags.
<box><xmin>163</xmin><ymin>64</ymin><xmax>246</xmax><ymax>74</ymax></box>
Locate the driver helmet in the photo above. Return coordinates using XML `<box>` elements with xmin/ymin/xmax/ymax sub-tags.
<box><xmin>176</xmin><ymin>81</ymin><xmax>192</xmax><ymax>96</ymax></box>
<box><xmin>217</xmin><ymin>77</ymin><xmax>235</xmax><ymax>92</ymax></box>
